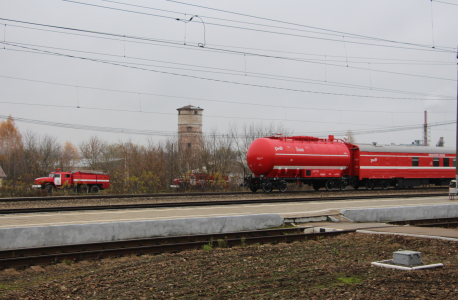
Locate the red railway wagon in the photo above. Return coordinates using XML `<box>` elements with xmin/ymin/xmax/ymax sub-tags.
<box><xmin>244</xmin><ymin>135</ymin><xmax>455</xmax><ymax>192</ymax></box>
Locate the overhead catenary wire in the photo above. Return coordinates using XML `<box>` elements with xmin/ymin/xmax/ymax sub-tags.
<box><xmin>77</xmin><ymin>0</ymin><xmax>455</xmax><ymax>52</ymax></box>
<box><xmin>1</xmin><ymin>18</ymin><xmax>455</xmax><ymax>83</ymax></box>
<box><xmin>3</xmin><ymin>42</ymin><xmax>457</xmax><ymax>102</ymax></box>
<box><xmin>0</xmin><ymin>114</ymin><xmax>453</xmax><ymax>137</ymax></box>
<box><xmin>3</xmin><ymin>20</ymin><xmax>454</xmax><ymax>65</ymax></box>
<box><xmin>61</xmin><ymin>0</ymin><xmax>454</xmax><ymax>53</ymax></box>
<box><xmin>2</xmin><ymin>39</ymin><xmax>453</xmax><ymax>99</ymax></box>
<box><xmin>0</xmin><ymin>74</ymin><xmax>455</xmax><ymax>114</ymax></box>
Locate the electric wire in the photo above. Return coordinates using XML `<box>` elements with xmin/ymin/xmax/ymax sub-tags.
<box><xmin>62</xmin><ymin>0</ymin><xmax>454</xmax><ymax>53</ymax></box>
<box><xmin>0</xmin><ymin>114</ymin><xmax>453</xmax><ymax>137</ymax></box>
<box><xmin>3</xmin><ymin>21</ymin><xmax>454</xmax><ymax>65</ymax></box>
<box><xmin>0</xmin><ymin>74</ymin><xmax>454</xmax><ymax>115</ymax></box>
<box><xmin>2</xmin><ymin>40</ymin><xmax>453</xmax><ymax>99</ymax></box>
<box><xmin>164</xmin><ymin>0</ymin><xmax>456</xmax><ymax>51</ymax></box>
<box><xmin>1</xmin><ymin>18</ymin><xmax>455</xmax><ymax>82</ymax></box>
<box><xmin>4</xmin><ymin>41</ymin><xmax>456</xmax><ymax>101</ymax></box>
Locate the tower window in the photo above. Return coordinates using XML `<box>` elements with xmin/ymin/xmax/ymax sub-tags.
<box><xmin>187</xmin><ymin>127</ymin><xmax>192</xmax><ymax>131</ymax></box>
<box><xmin>188</xmin><ymin>143</ymin><xmax>191</xmax><ymax>148</ymax></box>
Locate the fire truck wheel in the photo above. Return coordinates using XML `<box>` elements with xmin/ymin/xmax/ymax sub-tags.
<box><xmin>46</xmin><ymin>185</ymin><xmax>54</xmax><ymax>194</ymax></box>
<box><xmin>90</xmin><ymin>185</ymin><xmax>100</xmax><ymax>193</ymax></box>
<box><xmin>80</xmin><ymin>186</ymin><xmax>89</xmax><ymax>193</ymax></box>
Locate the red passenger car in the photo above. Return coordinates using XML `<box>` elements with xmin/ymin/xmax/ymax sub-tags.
<box><xmin>244</xmin><ymin>135</ymin><xmax>455</xmax><ymax>192</ymax></box>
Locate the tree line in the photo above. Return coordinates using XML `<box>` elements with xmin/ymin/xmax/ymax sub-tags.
<box><xmin>0</xmin><ymin>116</ymin><xmax>289</xmax><ymax>196</ymax></box>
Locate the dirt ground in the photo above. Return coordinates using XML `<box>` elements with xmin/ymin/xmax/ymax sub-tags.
<box><xmin>1</xmin><ymin>232</ymin><xmax>457</xmax><ymax>299</ymax></box>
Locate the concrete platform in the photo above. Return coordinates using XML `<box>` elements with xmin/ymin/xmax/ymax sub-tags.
<box><xmin>0</xmin><ymin>214</ymin><xmax>283</xmax><ymax>250</ymax></box>
<box><xmin>304</xmin><ymin>221</ymin><xmax>458</xmax><ymax>241</ymax></box>
<box><xmin>0</xmin><ymin>196</ymin><xmax>451</xmax><ymax>229</ymax></box>
<box><xmin>341</xmin><ymin>204</ymin><xmax>458</xmax><ymax>222</ymax></box>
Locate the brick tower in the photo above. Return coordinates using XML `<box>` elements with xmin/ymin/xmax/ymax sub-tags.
<box><xmin>177</xmin><ymin>105</ymin><xmax>203</xmax><ymax>151</ymax></box>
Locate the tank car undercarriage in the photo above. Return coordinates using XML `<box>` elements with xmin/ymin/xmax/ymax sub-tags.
<box><xmin>244</xmin><ymin>175</ymin><xmax>449</xmax><ymax>192</ymax></box>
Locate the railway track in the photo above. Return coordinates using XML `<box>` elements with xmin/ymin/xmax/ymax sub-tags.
<box><xmin>0</xmin><ymin>192</ymin><xmax>448</xmax><ymax>215</ymax></box>
<box><xmin>0</xmin><ymin>186</ymin><xmax>447</xmax><ymax>203</ymax></box>
<box><xmin>0</xmin><ymin>227</ymin><xmax>355</xmax><ymax>270</ymax></box>
<box><xmin>388</xmin><ymin>217</ymin><xmax>458</xmax><ymax>228</ymax></box>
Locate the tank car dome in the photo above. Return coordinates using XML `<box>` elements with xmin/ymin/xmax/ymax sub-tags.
<box><xmin>246</xmin><ymin>138</ymin><xmax>276</xmax><ymax>176</ymax></box>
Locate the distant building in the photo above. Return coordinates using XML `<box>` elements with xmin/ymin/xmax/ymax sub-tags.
<box><xmin>177</xmin><ymin>105</ymin><xmax>203</xmax><ymax>151</ymax></box>
<box><xmin>0</xmin><ymin>165</ymin><xmax>6</xmax><ymax>187</ymax></box>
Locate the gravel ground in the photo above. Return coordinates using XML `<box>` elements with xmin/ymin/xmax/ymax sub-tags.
<box><xmin>0</xmin><ymin>232</ymin><xmax>457</xmax><ymax>299</ymax></box>
<box><xmin>0</xmin><ymin>188</ymin><xmax>447</xmax><ymax>209</ymax></box>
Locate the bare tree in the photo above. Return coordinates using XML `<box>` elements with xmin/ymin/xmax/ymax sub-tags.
<box><xmin>79</xmin><ymin>136</ymin><xmax>106</xmax><ymax>170</ymax></box>
<box><xmin>38</xmin><ymin>135</ymin><xmax>60</xmax><ymax>173</ymax></box>
<box><xmin>58</xmin><ymin>141</ymin><xmax>80</xmax><ymax>171</ymax></box>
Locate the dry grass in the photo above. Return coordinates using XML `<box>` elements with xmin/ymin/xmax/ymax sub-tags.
<box><xmin>1</xmin><ymin>233</ymin><xmax>457</xmax><ymax>299</ymax></box>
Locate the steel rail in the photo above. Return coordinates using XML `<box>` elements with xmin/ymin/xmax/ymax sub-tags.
<box><xmin>388</xmin><ymin>217</ymin><xmax>458</xmax><ymax>226</ymax></box>
<box><xmin>0</xmin><ymin>187</ymin><xmax>448</xmax><ymax>203</ymax></box>
<box><xmin>0</xmin><ymin>228</ymin><xmax>356</xmax><ymax>269</ymax></box>
<box><xmin>0</xmin><ymin>193</ymin><xmax>447</xmax><ymax>215</ymax></box>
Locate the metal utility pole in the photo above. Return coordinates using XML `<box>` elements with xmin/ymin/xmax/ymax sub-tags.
<box><xmin>424</xmin><ymin>111</ymin><xmax>428</xmax><ymax>146</ymax></box>
<box><xmin>456</xmin><ymin>47</ymin><xmax>458</xmax><ymax>181</ymax></box>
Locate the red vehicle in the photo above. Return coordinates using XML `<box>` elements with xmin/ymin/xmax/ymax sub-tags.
<box><xmin>245</xmin><ymin>135</ymin><xmax>455</xmax><ymax>192</ymax></box>
<box><xmin>32</xmin><ymin>169</ymin><xmax>110</xmax><ymax>193</ymax></box>
<box><xmin>171</xmin><ymin>172</ymin><xmax>229</xmax><ymax>190</ymax></box>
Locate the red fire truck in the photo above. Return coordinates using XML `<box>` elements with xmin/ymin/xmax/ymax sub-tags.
<box><xmin>32</xmin><ymin>169</ymin><xmax>110</xmax><ymax>193</ymax></box>
<box><xmin>171</xmin><ymin>172</ymin><xmax>229</xmax><ymax>190</ymax></box>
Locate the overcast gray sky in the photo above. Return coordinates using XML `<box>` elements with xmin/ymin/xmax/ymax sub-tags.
<box><xmin>1</xmin><ymin>0</ymin><xmax>457</xmax><ymax>147</ymax></box>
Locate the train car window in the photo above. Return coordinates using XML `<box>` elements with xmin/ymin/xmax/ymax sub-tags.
<box><xmin>412</xmin><ymin>157</ymin><xmax>419</xmax><ymax>167</ymax></box>
<box><xmin>433</xmin><ymin>157</ymin><xmax>439</xmax><ymax>167</ymax></box>
<box><xmin>454</xmin><ymin>158</ymin><xmax>456</xmax><ymax>167</ymax></box>
<box><xmin>306</xmin><ymin>170</ymin><xmax>311</xmax><ymax>176</ymax></box>
<box><xmin>444</xmin><ymin>158</ymin><xmax>450</xmax><ymax>167</ymax></box>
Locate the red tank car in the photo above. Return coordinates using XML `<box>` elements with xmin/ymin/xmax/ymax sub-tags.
<box><xmin>244</xmin><ymin>135</ymin><xmax>455</xmax><ymax>192</ymax></box>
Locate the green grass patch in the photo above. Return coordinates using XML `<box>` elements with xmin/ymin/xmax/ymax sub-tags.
<box><xmin>336</xmin><ymin>276</ymin><xmax>363</xmax><ymax>285</ymax></box>
<box><xmin>0</xmin><ymin>283</ymin><xmax>20</xmax><ymax>291</ymax></box>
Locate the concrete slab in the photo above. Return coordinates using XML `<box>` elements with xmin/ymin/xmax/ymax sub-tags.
<box><xmin>341</xmin><ymin>204</ymin><xmax>458</xmax><ymax>222</ymax></box>
<box><xmin>301</xmin><ymin>221</ymin><xmax>458</xmax><ymax>240</ymax></box>
<box><xmin>0</xmin><ymin>214</ymin><xmax>283</xmax><ymax>250</ymax></box>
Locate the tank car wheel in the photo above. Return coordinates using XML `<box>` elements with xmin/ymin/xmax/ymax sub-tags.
<box><xmin>249</xmin><ymin>186</ymin><xmax>258</xmax><ymax>193</ymax></box>
<box><xmin>312</xmin><ymin>183</ymin><xmax>321</xmax><ymax>191</ymax></box>
<box><xmin>340</xmin><ymin>181</ymin><xmax>347</xmax><ymax>191</ymax></box>
<box><xmin>279</xmin><ymin>181</ymin><xmax>287</xmax><ymax>193</ymax></box>
<box><xmin>381</xmin><ymin>181</ymin><xmax>388</xmax><ymax>190</ymax></box>
<box><xmin>366</xmin><ymin>181</ymin><xmax>374</xmax><ymax>191</ymax></box>
<box><xmin>325</xmin><ymin>180</ymin><xmax>334</xmax><ymax>191</ymax></box>
<box><xmin>262</xmin><ymin>181</ymin><xmax>273</xmax><ymax>193</ymax></box>
<box><xmin>90</xmin><ymin>185</ymin><xmax>100</xmax><ymax>193</ymax></box>
<box><xmin>352</xmin><ymin>184</ymin><xmax>360</xmax><ymax>190</ymax></box>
